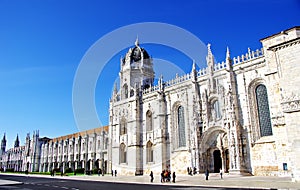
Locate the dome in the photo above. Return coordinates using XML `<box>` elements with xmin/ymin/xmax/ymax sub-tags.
<box><xmin>131</xmin><ymin>46</ymin><xmax>150</xmax><ymax>62</ymax></box>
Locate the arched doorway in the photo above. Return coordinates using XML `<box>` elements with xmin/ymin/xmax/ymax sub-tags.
<box><xmin>213</xmin><ymin>150</ymin><xmax>222</xmax><ymax>173</ymax></box>
<box><xmin>199</xmin><ymin>126</ymin><xmax>228</xmax><ymax>173</ymax></box>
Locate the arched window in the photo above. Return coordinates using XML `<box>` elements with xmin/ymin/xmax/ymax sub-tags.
<box><xmin>104</xmin><ymin>138</ymin><xmax>108</xmax><ymax>149</ymax></box>
<box><xmin>146</xmin><ymin>111</ymin><xmax>153</xmax><ymax>131</ymax></box>
<box><xmin>123</xmin><ymin>84</ymin><xmax>128</xmax><ymax>99</ymax></box>
<box><xmin>255</xmin><ymin>84</ymin><xmax>272</xmax><ymax>136</ymax></box>
<box><xmin>146</xmin><ymin>141</ymin><xmax>153</xmax><ymax>163</ymax></box>
<box><xmin>120</xmin><ymin>118</ymin><xmax>127</xmax><ymax>135</ymax></box>
<box><xmin>213</xmin><ymin>100</ymin><xmax>221</xmax><ymax>120</ymax></box>
<box><xmin>82</xmin><ymin>143</ymin><xmax>85</xmax><ymax>151</ymax></box>
<box><xmin>97</xmin><ymin>140</ymin><xmax>100</xmax><ymax>150</ymax></box>
<box><xmin>178</xmin><ymin>106</ymin><xmax>186</xmax><ymax>147</ymax></box>
<box><xmin>89</xmin><ymin>141</ymin><xmax>92</xmax><ymax>151</ymax></box>
<box><xmin>119</xmin><ymin>143</ymin><xmax>127</xmax><ymax>164</ymax></box>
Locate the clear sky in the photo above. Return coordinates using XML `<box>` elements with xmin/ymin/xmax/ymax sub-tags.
<box><xmin>0</xmin><ymin>0</ymin><xmax>299</xmax><ymax>149</ymax></box>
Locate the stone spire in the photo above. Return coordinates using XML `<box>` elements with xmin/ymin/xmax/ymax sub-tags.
<box><xmin>206</xmin><ymin>43</ymin><xmax>216</xmax><ymax>93</ymax></box>
<box><xmin>226</xmin><ymin>46</ymin><xmax>232</xmax><ymax>70</ymax></box>
<box><xmin>1</xmin><ymin>133</ymin><xmax>6</xmax><ymax>154</ymax></box>
<box><xmin>113</xmin><ymin>82</ymin><xmax>118</xmax><ymax>95</ymax></box>
<box><xmin>191</xmin><ymin>60</ymin><xmax>197</xmax><ymax>83</ymax></box>
<box><xmin>158</xmin><ymin>75</ymin><xmax>164</xmax><ymax>92</ymax></box>
<box><xmin>192</xmin><ymin>60</ymin><xmax>196</xmax><ymax>71</ymax></box>
<box><xmin>135</xmin><ymin>36</ymin><xmax>139</xmax><ymax>47</ymax></box>
<box><xmin>14</xmin><ymin>134</ymin><xmax>20</xmax><ymax>148</ymax></box>
<box><xmin>206</xmin><ymin>43</ymin><xmax>215</xmax><ymax>73</ymax></box>
<box><xmin>226</xmin><ymin>46</ymin><xmax>230</xmax><ymax>59</ymax></box>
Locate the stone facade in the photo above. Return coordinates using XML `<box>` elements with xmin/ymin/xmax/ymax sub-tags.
<box><xmin>0</xmin><ymin>127</ymin><xmax>109</xmax><ymax>174</ymax></box>
<box><xmin>109</xmin><ymin>27</ymin><xmax>300</xmax><ymax>181</ymax></box>
<box><xmin>39</xmin><ymin>126</ymin><xmax>109</xmax><ymax>174</ymax></box>
<box><xmin>1</xmin><ymin>27</ymin><xmax>300</xmax><ymax>181</ymax></box>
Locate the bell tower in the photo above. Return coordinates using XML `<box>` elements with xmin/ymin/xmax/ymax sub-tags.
<box><xmin>119</xmin><ymin>38</ymin><xmax>155</xmax><ymax>99</ymax></box>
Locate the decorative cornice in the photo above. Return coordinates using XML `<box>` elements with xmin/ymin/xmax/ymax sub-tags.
<box><xmin>268</xmin><ymin>37</ymin><xmax>300</xmax><ymax>52</ymax></box>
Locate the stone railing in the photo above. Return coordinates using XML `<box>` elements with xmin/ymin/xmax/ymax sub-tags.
<box><xmin>197</xmin><ymin>67</ymin><xmax>207</xmax><ymax>77</ymax></box>
<box><xmin>142</xmin><ymin>73</ymin><xmax>193</xmax><ymax>95</ymax></box>
<box><xmin>141</xmin><ymin>47</ymin><xmax>264</xmax><ymax>95</ymax></box>
<box><xmin>164</xmin><ymin>73</ymin><xmax>191</xmax><ymax>88</ymax></box>
<box><xmin>214</xmin><ymin>61</ymin><xmax>227</xmax><ymax>71</ymax></box>
<box><xmin>212</xmin><ymin>48</ymin><xmax>264</xmax><ymax>72</ymax></box>
<box><xmin>232</xmin><ymin>48</ymin><xmax>264</xmax><ymax>65</ymax></box>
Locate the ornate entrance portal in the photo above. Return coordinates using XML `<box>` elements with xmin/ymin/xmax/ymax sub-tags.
<box><xmin>199</xmin><ymin>126</ymin><xmax>228</xmax><ymax>173</ymax></box>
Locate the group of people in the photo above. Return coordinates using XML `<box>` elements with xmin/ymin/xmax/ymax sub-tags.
<box><xmin>111</xmin><ymin>169</ymin><xmax>117</xmax><ymax>177</ymax></box>
<box><xmin>159</xmin><ymin>170</ymin><xmax>176</xmax><ymax>183</ymax></box>
<box><xmin>187</xmin><ymin>167</ymin><xmax>197</xmax><ymax>176</ymax></box>
<box><xmin>149</xmin><ymin>170</ymin><xmax>176</xmax><ymax>183</ymax></box>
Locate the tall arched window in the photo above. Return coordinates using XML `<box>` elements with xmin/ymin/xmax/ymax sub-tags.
<box><xmin>178</xmin><ymin>106</ymin><xmax>186</xmax><ymax>147</ymax></box>
<box><xmin>119</xmin><ymin>143</ymin><xmax>127</xmax><ymax>163</ymax></box>
<box><xmin>123</xmin><ymin>84</ymin><xmax>128</xmax><ymax>99</ymax></box>
<box><xmin>146</xmin><ymin>141</ymin><xmax>153</xmax><ymax>163</ymax></box>
<box><xmin>120</xmin><ymin>118</ymin><xmax>127</xmax><ymax>135</ymax></box>
<box><xmin>97</xmin><ymin>140</ymin><xmax>100</xmax><ymax>150</ymax></box>
<box><xmin>146</xmin><ymin>111</ymin><xmax>153</xmax><ymax>131</ymax></box>
<box><xmin>255</xmin><ymin>84</ymin><xmax>272</xmax><ymax>137</ymax></box>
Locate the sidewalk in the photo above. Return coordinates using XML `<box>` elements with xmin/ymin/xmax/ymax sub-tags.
<box><xmin>1</xmin><ymin>172</ymin><xmax>299</xmax><ymax>189</ymax></box>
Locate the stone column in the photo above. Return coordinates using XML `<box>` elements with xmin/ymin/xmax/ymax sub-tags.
<box><xmin>158</xmin><ymin>91</ymin><xmax>169</xmax><ymax>170</ymax></box>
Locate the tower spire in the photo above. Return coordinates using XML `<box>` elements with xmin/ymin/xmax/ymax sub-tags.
<box><xmin>1</xmin><ymin>133</ymin><xmax>6</xmax><ymax>154</ymax></box>
<box><xmin>14</xmin><ymin>134</ymin><xmax>20</xmax><ymax>148</ymax></box>
<box><xmin>226</xmin><ymin>46</ymin><xmax>232</xmax><ymax>70</ymax></box>
<box><xmin>226</xmin><ymin>46</ymin><xmax>230</xmax><ymax>59</ymax></box>
<box><xmin>135</xmin><ymin>35</ymin><xmax>139</xmax><ymax>46</ymax></box>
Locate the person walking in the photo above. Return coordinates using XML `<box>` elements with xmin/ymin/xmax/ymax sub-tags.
<box><xmin>114</xmin><ymin>169</ymin><xmax>117</xmax><ymax>177</ymax></box>
<box><xmin>172</xmin><ymin>172</ymin><xmax>176</xmax><ymax>183</ymax></box>
<box><xmin>205</xmin><ymin>169</ymin><xmax>209</xmax><ymax>180</ymax></box>
<box><xmin>150</xmin><ymin>171</ymin><xmax>154</xmax><ymax>182</ymax></box>
<box><xmin>161</xmin><ymin>170</ymin><xmax>164</xmax><ymax>183</ymax></box>
<box><xmin>220</xmin><ymin>168</ymin><xmax>223</xmax><ymax>179</ymax></box>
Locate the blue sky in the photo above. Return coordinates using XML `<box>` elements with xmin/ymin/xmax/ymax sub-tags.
<box><xmin>0</xmin><ymin>0</ymin><xmax>299</xmax><ymax>149</ymax></box>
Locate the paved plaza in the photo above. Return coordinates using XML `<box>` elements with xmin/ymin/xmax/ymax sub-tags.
<box><xmin>0</xmin><ymin>172</ymin><xmax>299</xmax><ymax>189</ymax></box>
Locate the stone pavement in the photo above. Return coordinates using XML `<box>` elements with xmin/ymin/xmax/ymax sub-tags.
<box><xmin>1</xmin><ymin>172</ymin><xmax>300</xmax><ymax>189</ymax></box>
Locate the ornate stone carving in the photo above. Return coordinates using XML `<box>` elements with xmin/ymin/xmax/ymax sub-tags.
<box><xmin>281</xmin><ymin>92</ymin><xmax>300</xmax><ymax>113</ymax></box>
<box><xmin>271</xmin><ymin>115</ymin><xmax>286</xmax><ymax>126</ymax></box>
